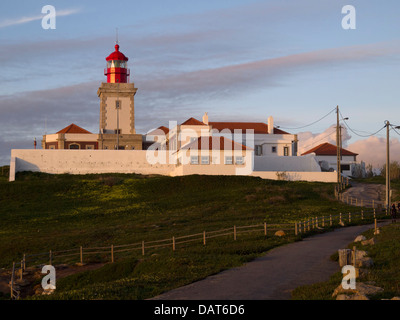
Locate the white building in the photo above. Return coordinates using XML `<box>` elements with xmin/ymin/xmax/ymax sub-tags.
<box><xmin>301</xmin><ymin>142</ymin><xmax>359</xmax><ymax>177</ymax></box>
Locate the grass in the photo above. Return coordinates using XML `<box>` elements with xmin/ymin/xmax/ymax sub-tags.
<box><xmin>292</xmin><ymin>222</ymin><xmax>400</xmax><ymax>300</ymax></box>
<box><xmin>0</xmin><ymin>168</ymin><xmax>379</xmax><ymax>299</ymax></box>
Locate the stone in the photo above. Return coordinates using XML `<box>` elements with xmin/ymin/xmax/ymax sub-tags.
<box><xmin>361</xmin><ymin>238</ymin><xmax>376</xmax><ymax>246</ymax></box>
<box><xmin>42</xmin><ymin>289</ymin><xmax>55</xmax><ymax>295</ymax></box>
<box><xmin>333</xmin><ymin>282</ymin><xmax>383</xmax><ymax>299</ymax></box>
<box><xmin>274</xmin><ymin>230</ymin><xmax>286</xmax><ymax>237</ymax></box>
<box><xmin>355</xmin><ymin>250</ymin><xmax>368</xmax><ymax>260</ymax></box>
<box><xmin>354</xmin><ymin>235</ymin><xmax>367</xmax><ymax>242</ymax></box>
<box><xmin>356</xmin><ymin>257</ymin><xmax>374</xmax><ymax>268</ymax></box>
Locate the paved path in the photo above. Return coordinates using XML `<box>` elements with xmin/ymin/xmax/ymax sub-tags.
<box><xmin>342</xmin><ymin>182</ymin><xmax>385</xmax><ymax>207</ymax></box>
<box><xmin>151</xmin><ymin>223</ymin><xmax>385</xmax><ymax>300</ymax></box>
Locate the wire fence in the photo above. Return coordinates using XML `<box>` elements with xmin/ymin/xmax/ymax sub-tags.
<box><xmin>8</xmin><ymin>206</ymin><xmax>389</xmax><ymax>300</ymax></box>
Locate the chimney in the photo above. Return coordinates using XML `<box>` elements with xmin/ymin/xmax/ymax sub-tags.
<box><xmin>203</xmin><ymin>112</ymin><xmax>209</xmax><ymax>125</ymax></box>
<box><xmin>268</xmin><ymin>116</ymin><xmax>274</xmax><ymax>134</ymax></box>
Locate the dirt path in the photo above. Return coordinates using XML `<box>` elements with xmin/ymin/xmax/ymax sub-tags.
<box><xmin>151</xmin><ymin>223</ymin><xmax>386</xmax><ymax>300</ymax></box>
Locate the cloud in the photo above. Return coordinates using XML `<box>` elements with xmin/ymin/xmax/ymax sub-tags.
<box><xmin>348</xmin><ymin>136</ymin><xmax>400</xmax><ymax>169</ymax></box>
<box><xmin>0</xmin><ymin>8</ymin><xmax>82</xmax><ymax>28</ymax></box>
<box><xmin>297</xmin><ymin>124</ymin><xmax>351</xmax><ymax>155</ymax></box>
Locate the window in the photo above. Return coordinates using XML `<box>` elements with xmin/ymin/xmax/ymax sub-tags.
<box><xmin>49</xmin><ymin>145</ymin><xmax>55</xmax><ymax>150</ymax></box>
<box><xmin>284</xmin><ymin>147</ymin><xmax>289</xmax><ymax>156</ymax></box>
<box><xmin>225</xmin><ymin>156</ymin><xmax>233</xmax><ymax>165</ymax></box>
<box><xmin>235</xmin><ymin>156</ymin><xmax>244</xmax><ymax>165</ymax></box>
<box><xmin>69</xmin><ymin>144</ymin><xmax>80</xmax><ymax>149</ymax></box>
<box><xmin>114</xmin><ymin>129</ymin><xmax>121</xmax><ymax>134</ymax></box>
<box><xmin>115</xmin><ymin>100</ymin><xmax>121</xmax><ymax>109</ymax></box>
<box><xmin>341</xmin><ymin>164</ymin><xmax>350</xmax><ymax>172</ymax></box>
<box><xmin>190</xmin><ymin>156</ymin><xmax>199</xmax><ymax>165</ymax></box>
<box><xmin>201</xmin><ymin>156</ymin><xmax>209</xmax><ymax>165</ymax></box>
<box><xmin>255</xmin><ymin>145</ymin><xmax>262</xmax><ymax>156</ymax></box>
<box><xmin>86</xmin><ymin>145</ymin><xmax>94</xmax><ymax>150</ymax></box>
<box><xmin>272</xmin><ymin>146</ymin><xmax>277</xmax><ymax>153</ymax></box>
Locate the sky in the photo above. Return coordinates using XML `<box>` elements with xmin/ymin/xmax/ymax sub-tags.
<box><xmin>0</xmin><ymin>0</ymin><xmax>400</xmax><ymax>168</ymax></box>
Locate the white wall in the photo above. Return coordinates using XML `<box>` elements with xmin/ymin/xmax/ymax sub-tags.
<box><xmin>9</xmin><ymin>150</ymin><xmax>175</xmax><ymax>181</ymax></box>
<box><xmin>9</xmin><ymin>149</ymin><xmax>334</xmax><ymax>183</ymax></box>
<box><xmin>254</xmin><ymin>155</ymin><xmax>321</xmax><ymax>172</ymax></box>
<box><xmin>251</xmin><ymin>171</ymin><xmax>337</xmax><ymax>182</ymax></box>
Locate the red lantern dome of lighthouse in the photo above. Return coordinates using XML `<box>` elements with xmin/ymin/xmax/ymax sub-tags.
<box><xmin>104</xmin><ymin>44</ymin><xmax>130</xmax><ymax>83</ymax></box>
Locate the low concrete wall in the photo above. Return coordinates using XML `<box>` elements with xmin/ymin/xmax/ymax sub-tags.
<box><xmin>9</xmin><ymin>150</ymin><xmax>175</xmax><ymax>181</ymax></box>
<box><xmin>9</xmin><ymin>149</ymin><xmax>335</xmax><ymax>183</ymax></box>
<box><xmin>254</xmin><ymin>154</ymin><xmax>321</xmax><ymax>172</ymax></box>
<box><xmin>251</xmin><ymin>171</ymin><xmax>337</xmax><ymax>182</ymax></box>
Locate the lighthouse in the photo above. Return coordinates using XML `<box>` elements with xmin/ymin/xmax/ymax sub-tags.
<box><xmin>105</xmin><ymin>44</ymin><xmax>130</xmax><ymax>83</ymax></box>
<box><xmin>97</xmin><ymin>43</ymin><xmax>142</xmax><ymax>150</ymax></box>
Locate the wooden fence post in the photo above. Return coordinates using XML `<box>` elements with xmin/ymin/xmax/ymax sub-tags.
<box><xmin>142</xmin><ymin>241</ymin><xmax>145</xmax><ymax>256</ymax></box>
<box><xmin>203</xmin><ymin>231</ymin><xmax>206</xmax><ymax>246</ymax></box>
<box><xmin>349</xmin><ymin>212</ymin><xmax>351</xmax><ymax>223</ymax></box>
<box><xmin>20</xmin><ymin>260</ymin><xmax>23</xmax><ymax>281</ymax></box>
<box><xmin>264</xmin><ymin>223</ymin><xmax>267</xmax><ymax>236</ymax></box>
<box><xmin>234</xmin><ymin>226</ymin><xmax>237</xmax><ymax>240</ymax></box>
<box><xmin>111</xmin><ymin>245</ymin><xmax>114</xmax><ymax>263</ymax></box>
<box><xmin>330</xmin><ymin>214</ymin><xmax>332</xmax><ymax>226</ymax></box>
<box><xmin>322</xmin><ymin>216</ymin><xmax>325</xmax><ymax>228</ymax></box>
<box><xmin>373</xmin><ymin>208</ymin><xmax>376</xmax><ymax>219</ymax></box>
<box><xmin>172</xmin><ymin>237</ymin><xmax>175</xmax><ymax>251</ymax></box>
<box><xmin>374</xmin><ymin>219</ymin><xmax>377</xmax><ymax>234</ymax></box>
<box><xmin>295</xmin><ymin>223</ymin><xmax>298</xmax><ymax>236</ymax></box>
<box><xmin>372</xmin><ymin>200</ymin><xmax>375</xmax><ymax>208</ymax></box>
<box><xmin>80</xmin><ymin>246</ymin><xmax>83</xmax><ymax>264</ymax></box>
<box><xmin>10</xmin><ymin>262</ymin><xmax>15</xmax><ymax>299</ymax></box>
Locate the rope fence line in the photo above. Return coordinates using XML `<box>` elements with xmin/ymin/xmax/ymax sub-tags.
<box><xmin>8</xmin><ymin>207</ymin><xmax>388</xmax><ymax>300</ymax></box>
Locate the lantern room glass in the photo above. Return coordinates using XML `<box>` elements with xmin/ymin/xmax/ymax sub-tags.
<box><xmin>107</xmin><ymin>60</ymin><xmax>127</xmax><ymax>68</ymax></box>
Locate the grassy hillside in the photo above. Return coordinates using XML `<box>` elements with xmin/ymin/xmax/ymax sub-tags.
<box><xmin>0</xmin><ymin>170</ymin><xmax>366</xmax><ymax>299</ymax></box>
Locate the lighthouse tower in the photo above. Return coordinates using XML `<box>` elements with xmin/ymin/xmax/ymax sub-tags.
<box><xmin>97</xmin><ymin>43</ymin><xmax>142</xmax><ymax>150</ymax></box>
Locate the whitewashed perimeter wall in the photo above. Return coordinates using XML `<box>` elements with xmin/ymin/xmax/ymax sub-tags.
<box><xmin>254</xmin><ymin>155</ymin><xmax>321</xmax><ymax>172</ymax></box>
<box><xmin>251</xmin><ymin>171</ymin><xmax>337</xmax><ymax>182</ymax></box>
<box><xmin>9</xmin><ymin>150</ymin><xmax>337</xmax><ymax>183</ymax></box>
<box><xmin>9</xmin><ymin>150</ymin><xmax>175</xmax><ymax>181</ymax></box>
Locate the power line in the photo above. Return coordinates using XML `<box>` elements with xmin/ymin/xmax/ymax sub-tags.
<box><xmin>278</xmin><ymin>107</ymin><xmax>336</xmax><ymax>130</ymax></box>
<box><xmin>339</xmin><ymin>110</ymin><xmax>386</xmax><ymax>138</ymax></box>
<box><xmin>390</xmin><ymin>124</ymin><xmax>400</xmax><ymax>137</ymax></box>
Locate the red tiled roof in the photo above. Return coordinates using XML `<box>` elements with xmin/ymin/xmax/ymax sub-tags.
<box><xmin>57</xmin><ymin>124</ymin><xmax>92</xmax><ymax>134</ymax></box>
<box><xmin>148</xmin><ymin>126</ymin><xmax>169</xmax><ymax>135</ymax></box>
<box><xmin>301</xmin><ymin>142</ymin><xmax>358</xmax><ymax>156</ymax></box>
<box><xmin>181</xmin><ymin>117</ymin><xmax>208</xmax><ymax>126</ymax></box>
<box><xmin>209</xmin><ymin>122</ymin><xmax>290</xmax><ymax>134</ymax></box>
<box><xmin>180</xmin><ymin>136</ymin><xmax>251</xmax><ymax>151</ymax></box>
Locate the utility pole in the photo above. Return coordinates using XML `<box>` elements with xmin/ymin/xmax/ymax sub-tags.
<box><xmin>336</xmin><ymin>106</ymin><xmax>341</xmax><ymax>187</ymax></box>
<box><xmin>116</xmin><ymin>80</ymin><xmax>120</xmax><ymax>150</ymax></box>
<box><xmin>386</xmin><ymin>120</ymin><xmax>390</xmax><ymax>213</ymax></box>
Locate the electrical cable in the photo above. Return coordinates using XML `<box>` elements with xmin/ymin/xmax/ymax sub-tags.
<box><xmin>339</xmin><ymin>110</ymin><xmax>386</xmax><ymax>138</ymax></box>
<box><xmin>278</xmin><ymin>107</ymin><xmax>336</xmax><ymax>130</ymax></box>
